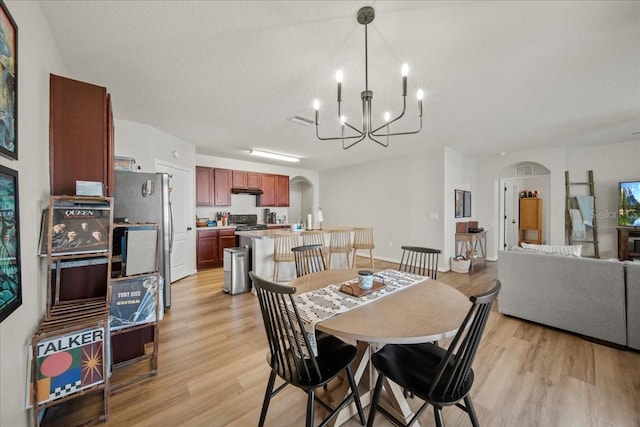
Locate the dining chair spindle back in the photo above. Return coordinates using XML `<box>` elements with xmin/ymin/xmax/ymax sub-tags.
<box><xmin>367</xmin><ymin>279</ymin><xmax>502</xmax><ymax>427</ymax></box>
<box><xmin>398</xmin><ymin>246</ymin><xmax>441</xmax><ymax>279</ymax></box>
<box><xmin>351</xmin><ymin>227</ymin><xmax>375</xmax><ymax>268</ymax></box>
<box><xmin>292</xmin><ymin>244</ymin><xmax>327</xmax><ymax>278</ymax></box>
<box><xmin>249</xmin><ymin>272</ymin><xmax>366</xmax><ymax>427</ymax></box>
<box><xmin>272</xmin><ymin>232</ymin><xmax>300</xmax><ymax>282</ymax></box>
<box><xmin>327</xmin><ymin>229</ymin><xmax>352</xmax><ymax>269</ymax></box>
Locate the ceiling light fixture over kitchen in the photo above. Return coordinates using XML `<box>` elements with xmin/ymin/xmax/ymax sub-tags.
<box><xmin>249</xmin><ymin>149</ymin><xmax>300</xmax><ymax>163</ymax></box>
<box><xmin>313</xmin><ymin>6</ymin><xmax>423</xmax><ymax>150</ymax></box>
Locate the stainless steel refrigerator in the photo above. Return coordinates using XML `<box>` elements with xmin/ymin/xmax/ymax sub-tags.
<box><xmin>113</xmin><ymin>171</ymin><xmax>173</xmax><ymax>309</ymax></box>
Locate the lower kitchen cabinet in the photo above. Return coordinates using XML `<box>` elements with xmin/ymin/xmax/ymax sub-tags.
<box><xmin>197</xmin><ymin>228</ymin><xmax>239</xmax><ymax>270</ymax></box>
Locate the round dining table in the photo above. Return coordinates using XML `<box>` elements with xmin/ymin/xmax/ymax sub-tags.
<box><xmin>289</xmin><ymin>268</ymin><xmax>471</xmax><ymax>426</ymax></box>
<box><xmin>290</xmin><ymin>268</ymin><xmax>471</xmax><ymax>344</ymax></box>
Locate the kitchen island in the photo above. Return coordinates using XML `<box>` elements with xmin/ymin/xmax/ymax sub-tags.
<box><xmin>236</xmin><ymin>228</ymin><xmax>352</xmax><ymax>283</ymax></box>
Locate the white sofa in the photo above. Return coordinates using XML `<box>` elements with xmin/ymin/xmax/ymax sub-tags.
<box><xmin>498</xmin><ymin>249</ymin><xmax>628</xmax><ymax>346</ymax></box>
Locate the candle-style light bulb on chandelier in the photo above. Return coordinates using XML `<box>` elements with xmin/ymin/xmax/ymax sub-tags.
<box><xmin>313</xmin><ymin>6</ymin><xmax>424</xmax><ymax>150</ymax></box>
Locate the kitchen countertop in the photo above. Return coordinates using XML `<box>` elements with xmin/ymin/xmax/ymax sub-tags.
<box><xmin>196</xmin><ymin>224</ymin><xmax>296</xmax><ymax>231</ymax></box>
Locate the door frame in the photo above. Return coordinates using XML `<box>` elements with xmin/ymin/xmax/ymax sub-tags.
<box><xmin>155</xmin><ymin>160</ymin><xmax>195</xmax><ymax>278</ymax></box>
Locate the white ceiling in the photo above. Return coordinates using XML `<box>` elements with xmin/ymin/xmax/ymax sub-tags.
<box><xmin>38</xmin><ymin>1</ymin><xmax>640</xmax><ymax>171</ymax></box>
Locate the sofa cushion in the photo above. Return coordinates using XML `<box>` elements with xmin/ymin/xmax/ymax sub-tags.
<box><xmin>520</xmin><ymin>243</ymin><xmax>582</xmax><ymax>257</ymax></box>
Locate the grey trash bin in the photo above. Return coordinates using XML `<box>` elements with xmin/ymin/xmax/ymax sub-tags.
<box><xmin>223</xmin><ymin>247</ymin><xmax>250</xmax><ymax>294</ymax></box>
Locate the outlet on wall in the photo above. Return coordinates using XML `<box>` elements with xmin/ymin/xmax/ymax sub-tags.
<box><xmin>388</xmin><ymin>241</ymin><xmax>393</xmax><ymax>247</ymax></box>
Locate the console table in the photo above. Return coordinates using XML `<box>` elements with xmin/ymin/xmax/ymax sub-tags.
<box><xmin>618</xmin><ymin>228</ymin><xmax>640</xmax><ymax>260</ymax></box>
<box><xmin>455</xmin><ymin>231</ymin><xmax>487</xmax><ymax>271</ymax></box>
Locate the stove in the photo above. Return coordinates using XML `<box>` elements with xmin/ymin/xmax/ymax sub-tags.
<box><xmin>228</xmin><ymin>214</ymin><xmax>268</xmax><ymax>231</ymax></box>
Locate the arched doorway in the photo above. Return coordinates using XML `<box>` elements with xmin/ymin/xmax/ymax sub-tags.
<box><xmin>289</xmin><ymin>176</ymin><xmax>314</xmax><ymax>227</ymax></box>
<box><xmin>498</xmin><ymin>162</ymin><xmax>551</xmax><ymax>250</ymax></box>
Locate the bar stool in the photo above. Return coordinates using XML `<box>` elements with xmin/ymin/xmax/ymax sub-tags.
<box><xmin>327</xmin><ymin>228</ymin><xmax>352</xmax><ymax>269</ymax></box>
<box><xmin>351</xmin><ymin>227</ymin><xmax>375</xmax><ymax>268</ymax></box>
<box><xmin>301</xmin><ymin>229</ymin><xmax>328</xmax><ymax>265</ymax></box>
<box><xmin>272</xmin><ymin>232</ymin><xmax>299</xmax><ymax>282</ymax></box>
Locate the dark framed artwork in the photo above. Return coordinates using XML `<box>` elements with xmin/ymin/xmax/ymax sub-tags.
<box><xmin>0</xmin><ymin>165</ymin><xmax>21</xmax><ymax>322</ymax></box>
<box><xmin>0</xmin><ymin>1</ymin><xmax>17</xmax><ymax>160</ymax></box>
<box><xmin>463</xmin><ymin>191</ymin><xmax>472</xmax><ymax>218</ymax></box>
<box><xmin>455</xmin><ymin>189</ymin><xmax>464</xmax><ymax>218</ymax></box>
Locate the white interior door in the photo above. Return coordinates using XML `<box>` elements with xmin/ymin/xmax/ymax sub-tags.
<box><xmin>503</xmin><ymin>182</ymin><xmax>521</xmax><ymax>250</ymax></box>
<box><xmin>156</xmin><ymin>161</ymin><xmax>193</xmax><ymax>282</ymax></box>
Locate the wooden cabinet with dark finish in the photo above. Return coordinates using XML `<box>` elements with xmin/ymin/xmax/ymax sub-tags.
<box><xmin>247</xmin><ymin>172</ymin><xmax>261</xmax><ymax>189</ymax></box>
<box><xmin>258</xmin><ymin>174</ymin><xmax>276</xmax><ymax>206</ymax></box>
<box><xmin>197</xmin><ymin>228</ymin><xmax>239</xmax><ymax>269</ymax></box>
<box><xmin>618</xmin><ymin>227</ymin><xmax>640</xmax><ymax>260</ymax></box>
<box><xmin>276</xmin><ymin>174</ymin><xmax>290</xmax><ymax>207</ymax></box>
<box><xmin>218</xmin><ymin>229</ymin><xmax>239</xmax><ymax>261</ymax></box>
<box><xmin>196</xmin><ymin>166</ymin><xmax>214</xmax><ymax>206</ymax></box>
<box><xmin>49</xmin><ymin>74</ymin><xmax>114</xmax><ymax>196</ymax></box>
<box><xmin>214</xmin><ymin>168</ymin><xmax>232</xmax><ymax>206</ymax></box>
<box><xmin>197</xmin><ymin>229</ymin><xmax>219</xmax><ymax>270</ymax></box>
<box><xmin>258</xmin><ymin>174</ymin><xmax>289</xmax><ymax>207</ymax></box>
<box><xmin>232</xmin><ymin>170</ymin><xmax>247</xmax><ymax>189</ymax></box>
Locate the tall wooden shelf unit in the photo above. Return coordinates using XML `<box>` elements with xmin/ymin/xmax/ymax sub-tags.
<box><xmin>519</xmin><ymin>198</ymin><xmax>543</xmax><ymax>245</ymax></box>
<box><xmin>109</xmin><ymin>223</ymin><xmax>161</xmax><ymax>392</ymax></box>
<box><xmin>32</xmin><ymin>196</ymin><xmax>114</xmax><ymax>426</ymax></box>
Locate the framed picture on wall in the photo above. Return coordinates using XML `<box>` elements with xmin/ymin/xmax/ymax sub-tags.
<box><xmin>0</xmin><ymin>1</ymin><xmax>17</xmax><ymax>160</ymax></box>
<box><xmin>455</xmin><ymin>189</ymin><xmax>464</xmax><ymax>218</ymax></box>
<box><xmin>0</xmin><ymin>165</ymin><xmax>21</xmax><ymax>322</ymax></box>
<box><xmin>463</xmin><ymin>191</ymin><xmax>472</xmax><ymax>218</ymax></box>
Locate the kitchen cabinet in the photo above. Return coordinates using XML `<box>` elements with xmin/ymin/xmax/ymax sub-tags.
<box><xmin>232</xmin><ymin>170</ymin><xmax>247</xmax><ymax>188</ymax></box>
<box><xmin>197</xmin><ymin>229</ymin><xmax>219</xmax><ymax>270</ymax></box>
<box><xmin>49</xmin><ymin>74</ymin><xmax>114</xmax><ymax>196</ymax></box>
<box><xmin>196</xmin><ymin>167</ymin><xmax>232</xmax><ymax>206</ymax></box>
<box><xmin>258</xmin><ymin>174</ymin><xmax>290</xmax><ymax>207</ymax></box>
<box><xmin>197</xmin><ymin>228</ymin><xmax>238</xmax><ymax>270</ymax></box>
<box><xmin>196</xmin><ymin>166</ymin><xmax>214</xmax><ymax>206</ymax></box>
<box><xmin>214</xmin><ymin>168</ymin><xmax>232</xmax><ymax>206</ymax></box>
<box><xmin>232</xmin><ymin>170</ymin><xmax>261</xmax><ymax>189</ymax></box>
<box><xmin>247</xmin><ymin>172</ymin><xmax>261</xmax><ymax>189</ymax></box>
<box><xmin>218</xmin><ymin>229</ymin><xmax>239</xmax><ymax>262</ymax></box>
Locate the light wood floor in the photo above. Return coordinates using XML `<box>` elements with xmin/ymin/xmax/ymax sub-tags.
<box><xmin>49</xmin><ymin>258</ymin><xmax>640</xmax><ymax>426</ymax></box>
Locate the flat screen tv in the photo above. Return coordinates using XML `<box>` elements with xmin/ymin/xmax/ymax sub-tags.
<box><xmin>619</xmin><ymin>181</ymin><xmax>640</xmax><ymax>227</ymax></box>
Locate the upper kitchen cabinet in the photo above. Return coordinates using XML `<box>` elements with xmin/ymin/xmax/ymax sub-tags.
<box><xmin>196</xmin><ymin>166</ymin><xmax>214</xmax><ymax>206</ymax></box>
<box><xmin>258</xmin><ymin>174</ymin><xmax>289</xmax><ymax>207</ymax></box>
<box><xmin>196</xmin><ymin>167</ymin><xmax>232</xmax><ymax>206</ymax></box>
<box><xmin>50</xmin><ymin>74</ymin><xmax>114</xmax><ymax>196</ymax></box>
<box><xmin>214</xmin><ymin>168</ymin><xmax>232</xmax><ymax>206</ymax></box>
<box><xmin>247</xmin><ymin>172</ymin><xmax>261</xmax><ymax>189</ymax></box>
<box><xmin>232</xmin><ymin>170</ymin><xmax>247</xmax><ymax>189</ymax></box>
<box><xmin>232</xmin><ymin>170</ymin><xmax>261</xmax><ymax>190</ymax></box>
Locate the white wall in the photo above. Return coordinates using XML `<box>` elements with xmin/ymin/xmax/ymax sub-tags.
<box><xmin>444</xmin><ymin>147</ymin><xmax>477</xmax><ymax>266</ymax></box>
<box><xmin>0</xmin><ymin>2</ymin><xmax>67</xmax><ymax>426</ymax></box>
<box><xmin>476</xmin><ymin>141</ymin><xmax>640</xmax><ymax>260</ymax></box>
<box><xmin>319</xmin><ymin>147</ymin><xmax>447</xmax><ymax>265</ymax></box>
<box><xmin>114</xmin><ymin>120</ymin><xmax>196</xmax><ymax>173</ymax></box>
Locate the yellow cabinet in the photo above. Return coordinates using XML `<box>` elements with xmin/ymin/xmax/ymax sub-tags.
<box><xmin>519</xmin><ymin>198</ymin><xmax>542</xmax><ymax>245</ymax></box>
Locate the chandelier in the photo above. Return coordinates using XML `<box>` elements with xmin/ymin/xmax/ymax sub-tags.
<box><xmin>313</xmin><ymin>6</ymin><xmax>423</xmax><ymax>150</ymax></box>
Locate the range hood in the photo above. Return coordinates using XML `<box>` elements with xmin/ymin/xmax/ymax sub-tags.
<box><xmin>231</xmin><ymin>187</ymin><xmax>263</xmax><ymax>195</ymax></box>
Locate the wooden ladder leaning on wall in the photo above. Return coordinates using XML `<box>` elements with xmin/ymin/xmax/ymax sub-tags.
<box><xmin>565</xmin><ymin>170</ymin><xmax>600</xmax><ymax>258</ymax></box>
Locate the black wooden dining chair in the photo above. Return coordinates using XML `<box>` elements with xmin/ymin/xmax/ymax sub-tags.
<box><xmin>249</xmin><ymin>272</ymin><xmax>365</xmax><ymax>427</ymax></box>
<box><xmin>398</xmin><ymin>246</ymin><xmax>441</xmax><ymax>279</ymax></box>
<box><xmin>292</xmin><ymin>244</ymin><xmax>327</xmax><ymax>278</ymax></box>
<box><xmin>367</xmin><ymin>279</ymin><xmax>501</xmax><ymax>427</ymax></box>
